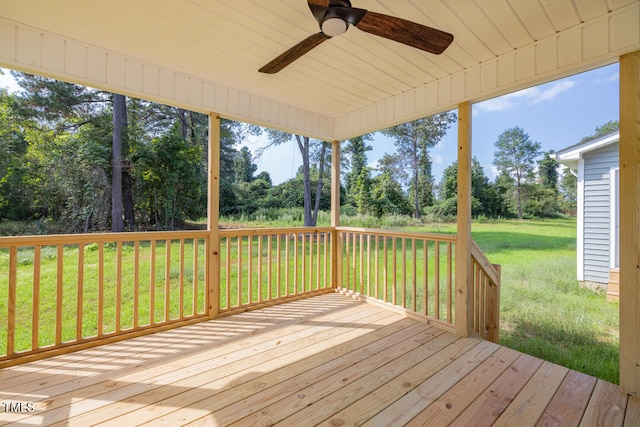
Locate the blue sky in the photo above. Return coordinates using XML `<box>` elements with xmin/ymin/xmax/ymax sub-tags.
<box><xmin>2</xmin><ymin>63</ymin><xmax>620</xmax><ymax>185</ymax></box>
<box><xmin>246</xmin><ymin>63</ymin><xmax>620</xmax><ymax>184</ymax></box>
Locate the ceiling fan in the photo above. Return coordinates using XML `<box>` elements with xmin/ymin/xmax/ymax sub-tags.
<box><xmin>259</xmin><ymin>0</ymin><xmax>454</xmax><ymax>74</ymax></box>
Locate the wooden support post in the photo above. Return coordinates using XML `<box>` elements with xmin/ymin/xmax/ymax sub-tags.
<box><xmin>456</xmin><ymin>101</ymin><xmax>474</xmax><ymax>337</ymax></box>
<box><xmin>619</xmin><ymin>50</ymin><xmax>640</xmax><ymax>396</ymax></box>
<box><xmin>331</xmin><ymin>140</ymin><xmax>341</xmax><ymax>289</ymax></box>
<box><xmin>207</xmin><ymin>113</ymin><xmax>221</xmax><ymax>319</ymax></box>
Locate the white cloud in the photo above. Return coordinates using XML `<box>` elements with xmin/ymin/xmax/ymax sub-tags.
<box><xmin>594</xmin><ymin>71</ymin><xmax>619</xmax><ymax>84</ymax></box>
<box><xmin>432</xmin><ymin>153</ymin><xmax>443</xmax><ymax>165</ymax></box>
<box><xmin>474</xmin><ymin>80</ymin><xmax>576</xmax><ymax>115</ymax></box>
<box><xmin>531</xmin><ymin>80</ymin><xmax>576</xmax><ymax>104</ymax></box>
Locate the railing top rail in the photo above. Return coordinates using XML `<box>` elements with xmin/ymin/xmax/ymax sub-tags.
<box><xmin>470</xmin><ymin>238</ymin><xmax>500</xmax><ymax>285</ymax></box>
<box><xmin>219</xmin><ymin>226</ymin><xmax>334</xmax><ymax>237</ymax></box>
<box><xmin>0</xmin><ymin>230</ymin><xmax>209</xmax><ymax>247</ymax></box>
<box><xmin>336</xmin><ymin>226</ymin><xmax>457</xmax><ymax>242</ymax></box>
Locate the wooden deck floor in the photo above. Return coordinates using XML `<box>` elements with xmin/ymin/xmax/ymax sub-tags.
<box><xmin>0</xmin><ymin>293</ymin><xmax>638</xmax><ymax>426</ymax></box>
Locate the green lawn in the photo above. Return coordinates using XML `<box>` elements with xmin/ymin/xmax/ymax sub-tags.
<box><xmin>411</xmin><ymin>218</ymin><xmax>619</xmax><ymax>384</ymax></box>
<box><xmin>1</xmin><ymin>217</ymin><xmax>620</xmax><ymax>384</ymax></box>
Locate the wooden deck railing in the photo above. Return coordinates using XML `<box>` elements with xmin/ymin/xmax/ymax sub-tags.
<box><xmin>471</xmin><ymin>239</ymin><xmax>501</xmax><ymax>342</ymax></box>
<box><xmin>0</xmin><ymin>226</ymin><xmax>500</xmax><ymax>367</ymax></box>
<box><xmin>218</xmin><ymin>227</ymin><xmax>334</xmax><ymax>315</ymax></box>
<box><xmin>0</xmin><ymin>231</ymin><xmax>209</xmax><ymax>366</ymax></box>
<box><xmin>335</xmin><ymin>227</ymin><xmax>458</xmax><ymax>333</ymax></box>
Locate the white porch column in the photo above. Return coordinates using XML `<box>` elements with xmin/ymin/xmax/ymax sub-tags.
<box><xmin>619</xmin><ymin>50</ymin><xmax>640</xmax><ymax>396</ymax></box>
<box><xmin>456</xmin><ymin>101</ymin><xmax>474</xmax><ymax>337</ymax></box>
<box><xmin>207</xmin><ymin>113</ymin><xmax>221</xmax><ymax>319</ymax></box>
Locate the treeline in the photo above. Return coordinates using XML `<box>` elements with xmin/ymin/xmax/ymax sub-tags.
<box><xmin>1</xmin><ymin>73</ymin><xmax>588</xmax><ymax>235</ymax></box>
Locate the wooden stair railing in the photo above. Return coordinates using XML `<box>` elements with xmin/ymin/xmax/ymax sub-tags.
<box><xmin>470</xmin><ymin>239</ymin><xmax>501</xmax><ymax>343</ymax></box>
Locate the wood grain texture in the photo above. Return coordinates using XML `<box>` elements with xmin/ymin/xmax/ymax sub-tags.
<box><xmin>0</xmin><ymin>293</ymin><xmax>633</xmax><ymax>426</ymax></box>
<box><xmin>619</xmin><ymin>49</ymin><xmax>640</xmax><ymax>396</ymax></box>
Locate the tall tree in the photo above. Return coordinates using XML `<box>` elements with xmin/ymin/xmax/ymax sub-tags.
<box><xmin>560</xmin><ymin>168</ymin><xmax>578</xmax><ymax>214</ymax></box>
<box><xmin>380</xmin><ymin>112</ymin><xmax>456</xmax><ymax>219</ymax></box>
<box><xmin>370</xmin><ymin>154</ymin><xmax>412</xmax><ymax>217</ymax></box>
<box><xmin>438</xmin><ymin>157</ymin><xmax>500</xmax><ymax>217</ymax></box>
<box><xmin>343</xmin><ymin>135</ymin><xmax>372</xmax><ymax>203</ymax></box>
<box><xmin>263</xmin><ymin>130</ymin><xmax>329</xmax><ymax>226</ymax></box>
<box><xmin>111</xmin><ymin>93</ymin><xmax>126</xmax><ymax>232</ymax></box>
<box><xmin>580</xmin><ymin>120</ymin><xmax>619</xmax><ymax>142</ymax></box>
<box><xmin>492</xmin><ymin>126</ymin><xmax>541</xmax><ymax>220</ymax></box>
<box><xmin>233</xmin><ymin>146</ymin><xmax>257</xmax><ymax>184</ymax></box>
<box><xmin>538</xmin><ymin>150</ymin><xmax>559</xmax><ymax>191</ymax></box>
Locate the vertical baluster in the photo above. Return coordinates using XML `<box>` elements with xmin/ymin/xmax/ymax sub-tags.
<box><xmin>374</xmin><ymin>236</ymin><xmax>379</xmax><ymax>300</ymax></box>
<box><xmin>359</xmin><ymin>233</ymin><xmax>364</xmax><ymax>294</ymax></box>
<box><xmin>383</xmin><ymin>236</ymin><xmax>388</xmax><ymax>302</ymax></box>
<box><xmin>434</xmin><ymin>241</ymin><xmax>440</xmax><ymax>320</ymax></box>
<box><xmin>344</xmin><ymin>232</ymin><xmax>350</xmax><ymax>291</ymax></box>
<box><xmin>294</xmin><ymin>234</ymin><xmax>298</xmax><ymax>294</ymax></box>
<box><xmin>77</xmin><ymin>243</ymin><xmax>85</xmax><ymax>341</ymax></box>
<box><xmin>323</xmin><ymin>232</ymin><xmax>328</xmax><ymax>289</ymax></box>
<box><xmin>476</xmin><ymin>262</ymin><xmax>482</xmax><ymax>332</ymax></box>
<box><xmin>192</xmin><ymin>238</ymin><xmax>199</xmax><ymax>315</ymax></box>
<box><xmin>116</xmin><ymin>241</ymin><xmax>123</xmax><ymax>332</ymax></box>
<box><xmin>164</xmin><ymin>240</ymin><xmax>171</xmax><ymax>322</ymax></box>
<box><xmin>392</xmin><ymin>237</ymin><xmax>397</xmax><ymax>306</ymax></box>
<box><xmin>309</xmin><ymin>232</ymin><xmax>314</xmax><ymax>291</ymax></box>
<box><xmin>238</xmin><ymin>236</ymin><xmax>243</xmax><ymax>306</ymax></box>
<box><xmin>447</xmin><ymin>242</ymin><xmax>453</xmax><ymax>324</ymax></box>
<box><xmin>7</xmin><ymin>246</ymin><xmax>17</xmax><ymax>355</ymax></box>
<box><xmin>32</xmin><ymin>246</ymin><xmax>41</xmax><ymax>350</ymax></box>
<box><xmin>225</xmin><ymin>237</ymin><xmax>231</xmax><ymax>309</ymax></box>
<box><xmin>55</xmin><ymin>245</ymin><xmax>64</xmax><ymax>345</ymax></box>
<box><xmin>268</xmin><ymin>234</ymin><xmax>273</xmax><ymax>299</ymax></box>
<box><xmin>401</xmin><ymin>238</ymin><xmax>406</xmax><ymax>308</ymax></box>
<box><xmin>277</xmin><ymin>234</ymin><xmax>282</xmax><ymax>297</ymax></box>
<box><xmin>412</xmin><ymin>239</ymin><xmax>417</xmax><ymax>312</ymax></box>
<box><xmin>248</xmin><ymin>234</ymin><xmax>253</xmax><ymax>304</ymax></box>
<box><xmin>285</xmin><ymin>233</ymin><xmax>290</xmax><ymax>296</ymax></box>
<box><xmin>258</xmin><ymin>234</ymin><xmax>263</xmax><ymax>301</ymax></box>
<box><xmin>179</xmin><ymin>239</ymin><xmax>185</xmax><ymax>319</ymax></box>
<box><xmin>134</xmin><ymin>241</ymin><xmax>140</xmax><ymax>327</ymax></box>
<box><xmin>423</xmin><ymin>239</ymin><xmax>428</xmax><ymax>316</ymax></box>
<box><xmin>316</xmin><ymin>232</ymin><xmax>321</xmax><ymax>290</ymax></box>
<box><xmin>352</xmin><ymin>233</ymin><xmax>357</xmax><ymax>292</ymax></box>
<box><xmin>367</xmin><ymin>234</ymin><xmax>371</xmax><ymax>296</ymax></box>
<box><xmin>149</xmin><ymin>240</ymin><xmax>155</xmax><ymax>325</ymax></box>
<box><xmin>302</xmin><ymin>233</ymin><xmax>307</xmax><ymax>293</ymax></box>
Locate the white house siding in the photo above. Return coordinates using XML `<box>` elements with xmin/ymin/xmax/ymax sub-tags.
<box><xmin>582</xmin><ymin>143</ymin><xmax>619</xmax><ymax>284</ymax></box>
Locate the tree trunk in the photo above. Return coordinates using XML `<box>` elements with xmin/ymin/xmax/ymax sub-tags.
<box><xmin>111</xmin><ymin>94</ymin><xmax>125</xmax><ymax>232</ymax></box>
<box><xmin>296</xmin><ymin>135</ymin><xmax>315</xmax><ymax>226</ymax></box>
<box><xmin>312</xmin><ymin>142</ymin><xmax>328</xmax><ymax>224</ymax></box>
<box><xmin>121</xmin><ymin>99</ymin><xmax>135</xmax><ymax>230</ymax></box>
<box><xmin>516</xmin><ymin>174</ymin><xmax>523</xmax><ymax>220</ymax></box>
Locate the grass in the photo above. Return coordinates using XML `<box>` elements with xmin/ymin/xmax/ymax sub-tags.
<box><xmin>411</xmin><ymin>218</ymin><xmax>619</xmax><ymax>384</ymax></box>
<box><xmin>1</xmin><ymin>216</ymin><xmax>620</xmax><ymax>384</ymax></box>
<box><xmin>0</xmin><ymin>240</ymin><xmax>207</xmax><ymax>353</ymax></box>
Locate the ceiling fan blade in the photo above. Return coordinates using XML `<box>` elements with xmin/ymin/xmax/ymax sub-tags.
<box><xmin>355</xmin><ymin>11</ymin><xmax>453</xmax><ymax>54</ymax></box>
<box><xmin>259</xmin><ymin>32</ymin><xmax>330</xmax><ymax>74</ymax></box>
<box><xmin>307</xmin><ymin>0</ymin><xmax>329</xmax><ymax>7</ymax></box>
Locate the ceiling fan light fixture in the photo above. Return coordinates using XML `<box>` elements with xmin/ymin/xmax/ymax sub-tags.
<box><xmin>321</xmin><ymin>16</ymin><xmax>348</xmax><ymax>37</ymax></box>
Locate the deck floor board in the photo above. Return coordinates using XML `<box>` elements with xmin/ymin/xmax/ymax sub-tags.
<box><xmin>0</xmin><ymin>293</ymin><xmax>633</xmax><ymax>426</ymax></box>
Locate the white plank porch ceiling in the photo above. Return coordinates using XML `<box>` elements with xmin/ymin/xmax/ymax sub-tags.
<box><xmin>0</xmin><ymin>0</ymin><xmax>639</xmax><ymax>140</ymax></box>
